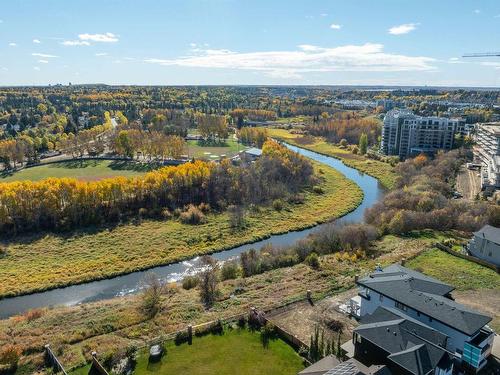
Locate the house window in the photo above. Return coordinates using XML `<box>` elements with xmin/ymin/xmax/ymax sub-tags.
<box><xmin>429</xmin><ymin>317</ymin><xmax>433</xmax><ymax>322</ymax></box>
<box><xmin>395</xmin><ymin>302</ymin><xmax>407</xmax><ymax>311</ymax></box>
<box><xmin>417</xmin><ymin>312</ymin><xmax>420</xmax><ymax>317</ymax></box>
<box><xmin>379</xmin><ymin>294</ymin><xmax>384</xmax><ymax>302</ymax></box>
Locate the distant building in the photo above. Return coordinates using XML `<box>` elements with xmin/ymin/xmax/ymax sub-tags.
<box><xmin>77</xmin><ymin>112</ymin><xmax>89</xmax><ymax>128</ymax></box>
<box><xmin>241</xmin><ymin>147</ymin><xmax>262</xmax><ymax>161</ymax></box>
<box><xmin>468</xmin><ymin>224</ymin><xmax>500</xmax><ymax>266</ymax></box>
<box><xmin>474</xmin><ymin>122</ymin><xmax>500</xmax><ymax>189</ymax></box>
<box><xmin>381</xmin><ymin>110</ymin><xmax>465</xmax><ymax>159</ymax></box>
<box><xmin>350</xmin><ymin>264</ymin><xmax>494</xmax><ymax>373</ymax></box>
<box><xmin>376</xmin><ymin>99</ymin><xmax>394</xmax><ymax>111</ymax></box>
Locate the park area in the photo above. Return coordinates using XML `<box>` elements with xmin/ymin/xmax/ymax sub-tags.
<box><xmin>185</xmin><ymin>139</ymin><xmax>247</xmax><ymax>160</ymax></box>
<box><xmin>0</xmin><ymin>159</ymin><xmax>157</xmax><ymax>182</ymax></box>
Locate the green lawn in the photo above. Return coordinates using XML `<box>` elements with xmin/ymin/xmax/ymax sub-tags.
<box><xmin>186</xmin><ymin>139</ymin><xmax>247</xmax><ymax>159</ymax></box>
<box><xmin>406</xmin><ymin>247</ymin><xmax>500</xmax><ymax>291</ymax></box>
<box><xmin>0</xmin><ymin>159</ymin><xmax>157</xmax><ymax>182</ymax></box>
<box><xmin>267</xmin><ymin>128</ymin><xmax>397</xmax><ymax>189</ymax></box>
<box><xmin>133</xmin><ymin>328</ymin><xmax>305</xmax><ymax>375</ymax></box>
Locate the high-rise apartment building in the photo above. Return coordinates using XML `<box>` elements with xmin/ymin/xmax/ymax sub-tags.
<box><xmin>474</xmin><ymin>123</ymin><xmax>500</xmax><ymax>189</ymax></box>
<box><xmin>381</xmin><ymin>109</ymin><xmax>465</xmax><ymax>159</ymax></box>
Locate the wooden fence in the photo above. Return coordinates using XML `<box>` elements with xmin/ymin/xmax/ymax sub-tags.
<box><xmin>89</xmin><ymin>352</ymin><xmax>110</xmax><ymax>375</ymax></box>
<box><xmin>44</xmin><ymin>344</ymin><xmax>68</xmax><ymax>375</ymax></box>
<box><xmin>435</xmin><ymin>243</ymin><xmax>500</xmax><ymax>273</ymax></box>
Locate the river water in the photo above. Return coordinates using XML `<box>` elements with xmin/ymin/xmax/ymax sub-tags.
<box><xmin>0</xmin><ymin>144</ymin><xmax>384</xmax><ymax>319</ymax></box>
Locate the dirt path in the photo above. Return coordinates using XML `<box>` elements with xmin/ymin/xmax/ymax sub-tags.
<box><xmin>456</xmin><ymin>165</ymin><xmax>481</xmax><ymax>200</ymax></box>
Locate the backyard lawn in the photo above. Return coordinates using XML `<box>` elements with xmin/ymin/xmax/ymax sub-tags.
<box><xmin>0</xmin><ymin>159</ymin><xmax>156</xmax><ymax>182</ymax></box>
<box><xmin>133</xmin><ymin>328</ymin><xmax>305</xmax><ymax>375</ymax></box>
<box><xmin>186</xmin><ymin>139</ymin><xmax>247</xmax><ymax>159</ymax></box>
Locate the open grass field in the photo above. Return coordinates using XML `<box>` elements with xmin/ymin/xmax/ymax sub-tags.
<box><xmin>267</xmin><ymin>128</ymin><xmax>397</xmax><ymax>189</ymax></box>
<box><xmin>406</xmin><ymin>246</ymin><xmax>500</xmax><ymax>332</ymax></box>
<box><xmin>406</xmin><ymin>247</ymin><xmax>500</xmax><ymax>291</ymax></box>
<box><xmin>0</xmin><ymin>159</ymin><xmax>156</xmax><ymax>182</ymax></box>
<box><xmin>0</xmin><ymin>162</ymin><xmax>363</xmax><ymax>298</ymax></box>
<box><xmin>186</xmin><ymin>139</ymin><xmax>247</xmax><ymax>159</ymax></box>
<box><xmin>132</xmin><ymin>328</ymin><xmax>304</xmax><ymax>375</ymax></box>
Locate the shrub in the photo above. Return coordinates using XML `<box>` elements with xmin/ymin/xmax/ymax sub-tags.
<box><xmin>305</xmin><ymin>252</ymin><xmax>320</xmax><ymax>269</ymax></box>
<box><xmin>272</xmin><ymin>199</ymin><xmax>284</xmax><ymax>211</ymax></box>
<box><xmin>174</xmin><ymin>331</ymin><xmax>190</xmax><ymax>346</ymax></box>
<box><xmin>339</xmin><ymin>139</ymin><xmax>348</xmax><ymax>147</ymax></box>
<box><xmin>237</xmin><ymin>316</ymin><xmax>247</xmax><ymax>328</ymax></box>
<box><xmin>289</xmin><ymin>193</ymin><xmax>305</xmax><ymax>204</ymax></box>
<box><xmin>24</xmin><ymin>308</ymin><xmax>44</xmax><ymax>322</ymax></box>
<box><xmin>198</xmin><ymin>202</ymin><xmax>211</xmax><ymax>213</ymax></box>
<box><xmin>182</xmin><ymin>275</ymin><xmax>199</xmax><ymax>290</ymax></box>
<box><xmin>260</xmin><ymin>323</ymin><xmax>277</xmax><ymax>348</ymax></box>
<box><xmin>351</xmin><ymin>145</ymin><xmax>359</xmax><ymax>154</ymax></box>
<box><xmin>220</xmin><ymin>261</ymin><xmax>239</xmax><ymax>280</ymax></box>
<box><xmin>198</xmin><ymin>256</ymin><xmax>219</xmax><ymax>308</ymax></box>
<box><xmin>140</xmin><ymin>273</ymin><xmax>164</xmax><ymax>319</ymax></box>
<box><xmin>0</xmin><ymin>345</ymin><xmax>21</xmax><ymax>369</ymax></box>
<box><xmin>161</xmin><ymin>208</ymin><xmax>172</xmax><ymax>220</ymax></box>
<box><xmin>228</xmin><ymin>205</ymin><xmax>246</xmax><ymax>229</ymax></box>
<box><xmin>313</xmin><ymin>186</ymin><xmax>324</xmax><ymax>194</ymax></box>
<box><xmin>138</xmin><ymin>207</ymin><xmax>149</xmax><ymax>218</ymax></box>
<box><xmin>0</xmin><ymin>246</ymin><xmax>6</xmax><ymax>259</ymax></box>
<box><xmin>179</xmin><ymin>205</ymin><xmax>207</xmax><ymax>225</ymax></box>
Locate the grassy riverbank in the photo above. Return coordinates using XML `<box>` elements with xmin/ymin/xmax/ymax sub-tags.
<box><xmin>267</xmin><ymin>128</ymin><xmax>397</xmax><ymax>189</ymax></box>
<box><xmin>1</xmin><ymin>232</ymin><xmax>439</xmax><ymax>374</ymax></box>
<box><xmin>0</xmin><ymin>162</ymin><xmax>363</xmax><ymax>298</ymax></box>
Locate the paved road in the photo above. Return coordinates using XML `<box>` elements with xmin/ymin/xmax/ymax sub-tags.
<box><xmin>456</xmin><ymin>165</ymin><xmax>481</xmax><ymax>200</ymax></box>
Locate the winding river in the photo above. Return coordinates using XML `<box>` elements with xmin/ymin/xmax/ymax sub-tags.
<box><xmin>0</xmin><ymin>144</ymin><xmax>385</xmax><ymax>319</ymax></box>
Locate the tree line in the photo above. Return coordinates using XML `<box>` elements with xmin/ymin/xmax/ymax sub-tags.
<box><xmin>0</xmin><ymin>140</ymin><xmax>314</xmax><ymax>234</ymax></box>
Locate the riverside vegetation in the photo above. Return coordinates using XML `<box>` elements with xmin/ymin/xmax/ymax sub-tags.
<box><xmin>267</xmin><ymin>127</ymin><xmax>398</xmax><ymax>189</ymax></box>
<box><xmin>0</xmin><ymin>141</ymin><xmax>363</xmax><ymax>297</ymax></box>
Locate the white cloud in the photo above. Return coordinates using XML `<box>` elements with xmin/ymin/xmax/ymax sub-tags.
<box><xmin>474</xmin><ymin>9</ymin><xmax>481</xmax><ymax>14</ymax></box>
<box><xmin>145</xmin><ymin>43</ymin><xmax>436</xmax><ymax>79</ymax></box>
<box><xmin>38</xmin><ymin>59</ymin><xmax>49</xmax><ymax>64</ymax></box>
<box><xmin>32</xmin><ymin>53</ymin><xmax>58</xmax><ymax>58</ymax></box>
<box><xmin>8</xmin><ymin>42</ymin><xmax>17</xmax><ymax>47</ymax></box>
<box><xmin>78</xmin><ymin>32</ymin><xmax>118</xmax><ymax>43</ymax></box>
<box><xmin>62</xmin><ymin>40</ymin><xmax>90</xmax><ymax>46</ymax></box>
<box><xmin>330</xmin><ymin>24</ymin><xmax>342</xmax><ymax>30</ymax></box>
<box><xmin>95</xmin><ymin>52</ymin><xmax>108</xmax><ymax>56</ymax></box>
<box><xmin>495</xmin><ymin>14</ymin><xmax>500</xmax><ymax>18</ymax></box>
<box><xmin>33</xmin><ymin>66</ymin><xmax>40</xmax><ymax>71</ymax></box>
<box><xmin>320</xmin><ymin>13</ymin><xmax>328</xmax><ymax>17</ymax></box>
<box><xmin>448</xmin><ymin>57</ymin><xmax>466</xmax><ymax>64</ymax></box>
<box><xmin>388</xmin><ymin>23</ymin><xmax>418</xmax><ymax>35</ymax></box>
<box><xmin>480</xmin><ymin>62</ymin><xmax>500</xmax><ymax>69</ymax></box>
<box><xmin>33</xmin><ymin>39</ymin><xmax>41</xmax><ymax>44</ymax></box>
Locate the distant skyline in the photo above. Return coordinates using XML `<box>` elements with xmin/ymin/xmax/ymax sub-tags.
<box><xmin>1</xmin><ymin>0</ymin><xmax>499</xmax><ymax>87</ymax></box>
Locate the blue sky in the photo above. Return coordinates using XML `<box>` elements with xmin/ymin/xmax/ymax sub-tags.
<box><xmin>1</xmin><ymin>0</ymin><xmax>499</xmax><ymax>86</ymax></box>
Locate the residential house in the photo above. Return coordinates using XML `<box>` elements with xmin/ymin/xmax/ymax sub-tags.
<box><xmin>468</xmin><ymin>224</ymin><xmax>500</xmax><ymax>266</ymax></box>
<box><xmin>351</xmin><ymin>264</ymin><xmax>494</xmax><ymax>373</ymax></box>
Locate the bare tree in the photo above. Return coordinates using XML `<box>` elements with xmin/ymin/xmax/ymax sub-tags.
<box><xmin>140</xmin><ymin>272</ymin><xmax>164</xmax><ymax>319</ymax></box>
<box><xmin>198</xmin><ymin>256</ymin><xmax>219</xmax><ymax>308</ymax></box>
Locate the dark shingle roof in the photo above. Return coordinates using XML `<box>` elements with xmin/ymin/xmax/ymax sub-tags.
<box><xmin>324</xmin><ymin>358</ymin><xmax>390</xmax><ymax>375</ymax></box>
<box><xmin>354</xmin><ymin>307</ymin><xmax>449</xmax><ymax>375</ymax></box>
<box><xmin>474</xmin><ymin>224</ymin><xmax>500</xmax><ymax>245</ymax></box>
<box><xmin>357</xmin><ymin>265</ymin><xmax>491</xmax><ymax>335</ymax></box>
